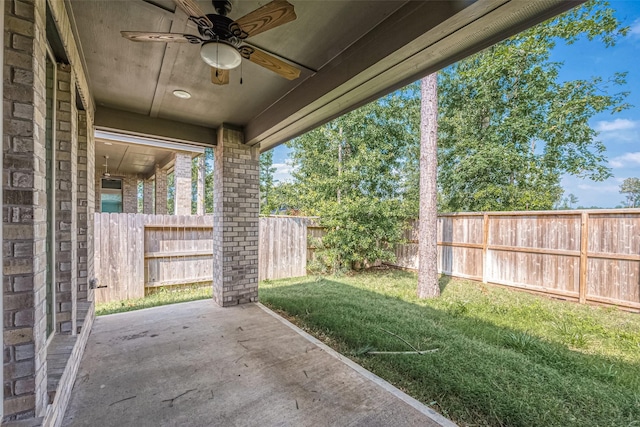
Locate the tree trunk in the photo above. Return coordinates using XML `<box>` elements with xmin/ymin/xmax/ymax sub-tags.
<box><xmin>417</xmin><ymin>73</ymin><xmax>440</xmax><ymax>299</ymax></box>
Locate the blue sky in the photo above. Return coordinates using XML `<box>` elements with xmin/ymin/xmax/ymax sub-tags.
<box><xmin>270</xmin><ymin>1</ymin><xmax>640</xmax><ymax>208</ymax></box>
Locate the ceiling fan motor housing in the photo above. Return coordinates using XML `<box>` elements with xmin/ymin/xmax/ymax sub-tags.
<box><xmin>198</xmin><ymin>14</ymin><xmax>237</xmax><ymax>41</ymax></box>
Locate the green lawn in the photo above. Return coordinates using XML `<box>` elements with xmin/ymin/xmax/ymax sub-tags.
<box><xmin>95</xmin><ymin>284</ymin><xmax>211</xmax><ymax>316</ymax></box>
<box><xmin>260</xmin><ymin>270</ymin><xmax>640</xmax><ymax>427</ymax></box>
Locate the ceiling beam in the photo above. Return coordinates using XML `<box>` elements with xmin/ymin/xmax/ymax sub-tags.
<box><xmin>95</xmin><ymin>130</ymin><xmax>205</xmax><ymax>153</ymax></box>
<box><xmin>95</xmin><ymin>106</ymin><xmax>216</xmax><ymax>146</ymax></box>
<box><xmin>149</xmin><ymin>8</ymin><xmax>190</xmax><ymax>118</ymax></box>
<box><xmin>245</xmin><ymin>0</ymin><xmax>582</xmax><ymax>151</ymax></box>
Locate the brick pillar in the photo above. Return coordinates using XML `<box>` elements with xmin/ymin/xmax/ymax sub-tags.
<box><xmin>174</xmin><ymin>152</ymin><xmax>192</xmax><ymax>215</ymax></box>
<box><xmin>55</xmin><ymin>63</ymin><xmax>77</xmax><ymax>335</ymax></box>
<box><xmin>122</xmin><ymin>175</ymin><xmax>138</xmax><ymax>213</ymax></box>
<box><xmin>94</xmin><ymin>167</ymin><xmax>101</xmax><ymax>212</ymax></box>
<box><xmin>155</xmin><ymin>165</ymin><xmax>168</xmax><ymax>215</ymax></box>
<box><xmin>86</xmin><ymin>114</ymin><xmax>96</xmax><ymax>303</ymax></box>
<box><xmin>3</xmin><ymin>0</ymin><xmax>49</xmax><ymax>418</ymax></box>
<box><xmin>196</xmin><ymin>155</ymin><xmax>205</xmax><ymax>215</ymax></box>
<box><xmin>77</xmin><ymin>111</ymin><xmax>89</xmax><ymax>302</ymax></box>
<box><xmin>213</xmin><ymin>126</ymin><xmax>259</xmax><ymax>306</ymax></box>
<box><xmin>143</xmin><ymin>178</ymin><xmax>154</xmax><ymax>214</ymax></box>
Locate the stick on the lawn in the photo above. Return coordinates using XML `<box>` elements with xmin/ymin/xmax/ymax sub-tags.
<box><xmin>367</xmin><ymin>350</ymin><xmax>439</xmax><ymax>355</ymax></box>
<box><xmin>380</xmin><ymin>328</ymin><xmax>420</xmax><ymax>352</ymax></box>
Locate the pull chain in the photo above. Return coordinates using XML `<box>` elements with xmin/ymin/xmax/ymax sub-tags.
<box><xmin>240</xmin><ymin>60</ymin><xmax>243</xmax><ymax>85</ymax></box>
<box><xmin>216</xmin><ymin>37</ymin><xmax>219</xmax><ymax>78</ymax></box>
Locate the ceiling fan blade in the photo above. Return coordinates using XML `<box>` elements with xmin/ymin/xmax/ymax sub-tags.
<box><xmin>172</xmin><ymin>0</ymin><xmax>213</xmax><ymax>28</ymax></box>
<box><xmin>121</xmin><ymin>31</ymin><xmax>202</xmax><ymax>44</ymax></box>
<box><xmin>211</xmin><ymin>68</ymin><xmax>230</xmax><ymax>85</ymax></box>
<box><xmin>234</xmin><ymin>1</ymin><xmax>296</xmax><ymax>39</ymax></box>
<box><xmin>246</xmin><ymin>47</ymin><xmax>300</xmax><ymax>80</ymax></box>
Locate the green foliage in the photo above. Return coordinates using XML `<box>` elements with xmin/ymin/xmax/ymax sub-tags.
<box><xmin>315</xmin><ymin>197</ymin><xmax>406</xmax><ymax>270</ymax></box>
<box><xmin>260</xmin><ymin>150</ymin><xmax>277</xmax><ymax>214</ymax></box>
<box><xmin>286</xmin><ymin>87</ymin><xmax>419</xmax><ymax>268</ymax></box>
<box><xmin>261</xmin><ymin>270</ymin><xmax>640</xmax><ymax>427</ymax></box>
<box><xmin>620</xmin><ymin>177</ymin><xmax>640</xmax><ymax>207</ymax></box>
<box><xmin>167</xmin><ymin>171</ymin><xmax>175</xmax><ymax>214</ymax></box>
<box><xmin>437</xmin><ymin>1</ymin><xmax>629</xmax><ymax>212</ymax></box>
<box><xmin>554</xmin><ymin>192</ymin><xmax>579</xmax><ymax>210</ymax></box>
<box><xmin>189</xmin><ymin>149</ymin><xmax>214</xmax><ymax>214</ymax></box>
<box><xmin>137</xmin><ymin>180</ymin><xmax>143</xmax><ymax>213</ymax></box>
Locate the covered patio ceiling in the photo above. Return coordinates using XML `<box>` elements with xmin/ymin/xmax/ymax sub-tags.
<box><xmin>66</xmin><ymin>0</ymin><xmax>581</xmax><ymax>151</ymax></box>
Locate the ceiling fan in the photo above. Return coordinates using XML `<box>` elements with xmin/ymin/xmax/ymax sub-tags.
<box><xmin>121</xmin><ymin>0</ymin><xmax>301</xmax><ymax>85</ymax></box>
<box><xmin>102</xmin><ymin>155</ymin><xmax>112</xmax><ymax>178</ymax></box>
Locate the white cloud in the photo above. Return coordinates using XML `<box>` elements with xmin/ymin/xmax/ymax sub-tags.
<box><xmin>576</xmin><ymin>183</ymin><xmax>620</xmax><ymax>193</ymax></box>
<box><xmin>595</xmin><ymin>119</ymin><xmax>637</xmax><ymax>132</ymax></box>
<box><xmin>631</xmin><ymin>19</ymin><xmax>640</xmax><ymax>36</ymax></box>
<box><xmin>609</xmin><ymin>152</ymin><xmax>640</xmax><ymax>169</ymax></box>
<box><xmin>272</xmin><ymin>162</ymin><xmax>295</xmax><ymax>182</ymax></box>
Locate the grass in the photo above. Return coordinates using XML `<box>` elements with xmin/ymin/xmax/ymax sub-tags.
<box><xmin>95</xmin><ymin>284</ymin><xmax>211</xmax><ymax>316</ymax></box>
<box><xmin>260</xmin><ymin>269</ymin><xmax>640</xmax><ymax>427</ymax></box>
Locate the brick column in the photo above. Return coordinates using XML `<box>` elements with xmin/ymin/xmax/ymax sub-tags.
<box><xmin>143</xmin><ymin>178</ymin><xmax>154</xmax><ymax>214</ymax></box>
<box><xmin>174</xmin><ymin>152</ymin><xmax>192</xmax><ymax>215</ymax></box>
<box><xmin>122</xmin><ymin>175</ymin><xmax>138</xmax><ymax>213</ymax></box>
<box><xmin>3</xmin><ymin>0</ymin><xmax>49</xmax><ymax>418</ymax></box>
<box><xmin>155</xmin><ymin>165</ymin><xmax>168</xmax><ymax>215</ymax></box>
<box><xmin>77</xmin><ymin>111</ymin><xmax>89</xmax><ymax>302</ymax></box>
<box><xmin>196</xmin><ymin>154</ymin><xmax>205</xmax><ymax>215</ymax></box>
<box><xmin>86</xmin><ymin>114</ymin><xmax>96</xmax><ymax>303</ymax></box>
<box><xmin>55</xmin><ymin>64</ymin><xmax>77</xmax><ymax>335</ymax></box>
<box><xmin>213</xmin><ymin>126</ymin><xmax>259</xmax><ymax>306</ymax></box>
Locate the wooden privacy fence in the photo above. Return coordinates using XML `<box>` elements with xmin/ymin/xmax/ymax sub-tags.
<box><xmin>94</xmin><ymin>214</ymin><xmax>313</xmax><ymax>303</ymax></box>
<box><xmin>94</xmin><ymin>214</ymin><xmax>214</xmax><ymax>304</ymax></box>
<box><xmin>393</xmin><ymin>209</ymin><xmax>640</xmax><ymax>311</ymax></box>
<box><xmin>258</xmin><ymin>216</ymin><xmax>314</xmax><ymax>280</ymax></box>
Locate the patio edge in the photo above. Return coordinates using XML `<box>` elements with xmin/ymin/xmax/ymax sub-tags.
<box><xmin>256</xmin><ymin>303</ymin><xmax>458</xmax><ymax>427</ymax></box>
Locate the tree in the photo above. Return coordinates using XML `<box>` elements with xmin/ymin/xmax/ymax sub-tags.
<box><xmin>260</xmin><ymin>150</ymin><xmax>277</xmax><ymax>214</ymax></box>
<box><xmin>287</xmin><ymin>87</ymin><xmax>419</xmax><ymax>270</ymax></box>
<box><xmin>437</xmin><ymin>1</ymin><xmax>629</xmax><ymax>212</ymax></box>
<box><xmin>620</xmin><ymin>177</ymin><xmax>640</xmax><ymax>207</ymax></box>
<box><xmin>417</xmin><ymin>73</ymin><xmax>440</xmax><ymax>299</ymax></box>
<box><xmin>554</xmin><ymin>192</ymin><xmax>579</xmax><ymax>210</ymax></box>
<box><xmin>167</xmin><ymin>171</ymin><xmax>175</xmax><ymax>214</ymax></box>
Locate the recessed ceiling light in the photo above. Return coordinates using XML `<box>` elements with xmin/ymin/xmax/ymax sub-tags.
<box><xmin>173</xmin><ymin>89</ymin><xmax>191</xmax><ymax>99</ymax></box>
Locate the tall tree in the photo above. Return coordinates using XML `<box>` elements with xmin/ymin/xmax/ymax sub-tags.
<box><xmin>417</xmin><ymin>73</ymin><xmax>440</xmax><ymax>298</ymax></box>
<box><xmin>260</xmin><ymin>150</ymin><xmax>277</xmax><ymax>214</ymax></box>
<box><xmin>620</xmin><ymin>177</ymin><xmax>640</xmax><ymax>208</ymax></box>
<box><xmin>287</xmin><ymin>88</ymin><xmax>419</xmax><ymax>269</ymax></box>
<box><xmin>437</xmin><ymin>1</ymin><xmax>629</xmax><ymax>212</ymax></box>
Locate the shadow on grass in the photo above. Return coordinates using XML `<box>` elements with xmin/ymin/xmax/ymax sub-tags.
<box><xmin>261</xmin><ymin>275</ymin><xmax>640</xmax><ymax>427</ymax></box>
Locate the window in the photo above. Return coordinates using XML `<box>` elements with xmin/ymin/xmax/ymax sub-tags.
<box><xmin>101</xmin><ymin>178</ymin><xmax>123</xmax><ymax>213</ymax></box>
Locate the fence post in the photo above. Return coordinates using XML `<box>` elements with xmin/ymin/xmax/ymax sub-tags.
<box><xmin>579</xmin><ymin>211</ymin><xmax>589</xmax><ymax>304</ymax></box>
<box><xmin>482</xmin><ymin>213</ymin><xmax>489</xmax><ymax>283</ymax></box>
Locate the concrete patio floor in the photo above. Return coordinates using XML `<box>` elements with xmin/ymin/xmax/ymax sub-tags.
<box><xmin>62</xmin><ymin>300</ymin><xmax>455</xmax><ymax>426</ymax></box>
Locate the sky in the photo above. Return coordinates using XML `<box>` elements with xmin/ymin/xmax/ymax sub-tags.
<box><xmin>270</xmin><ymin>1</ymin><xmax>640</xmax><ymax>209</ymax></box>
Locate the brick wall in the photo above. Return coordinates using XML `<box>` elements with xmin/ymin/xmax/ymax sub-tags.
<box><xmin>54</xmin><ymin>64</ymin><xmax>77</xmax><ymax>335</ymax></box>
<box><xmin>86</xmin><ymin>113</ymin><xmax>95</xmax><ymax>304</ymax></box>
<box><xmin>122</xmin><ymin>174</ymin><xmax>138</xmax><ymax>213</ymax></box>
<box><xmin>142</xmin><ymin>178</ymin><xmax>154</xmax><ymax>214</ymax></box>
<box><xmin>155</xmin><ymin>165</ymin><xmax>167</xmax><ymax>215</ymax></box>
<box><xmin>3</xmin><ymin>0</ymin><xmax>49</xmax><ymax>418</ymax></box>
<box><xmin>174</xmin><ymin>152</ymin><xmax>192</xmax><ymax>215</ymax></box>
<box><xmin>94</xmin><ymin>171</ymin><xmax>139</xmax><ymax>214</ymax></box>
<box><xmin>213</xmin><ymin>127</ymin><xmax>259</xmax><ymax>306</ymax></box>
<box><xmin>76</xmin><ymin>111</ymin><xmax>88</xmax><ymax>303</ymax></box>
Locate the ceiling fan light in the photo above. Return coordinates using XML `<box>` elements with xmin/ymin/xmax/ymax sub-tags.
<box><xmin>200</xmin><ymin>42</ymin><xmax>242</xmax><ymax>70</ymax></box>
